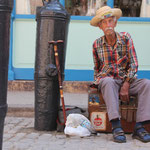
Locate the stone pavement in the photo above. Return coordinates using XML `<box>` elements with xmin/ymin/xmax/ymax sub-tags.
<box><xmin>3</xmin><ymin>117</ymin><xmax>150</xmax><ymax>150</ymax></box>
<box><xmin>2</xmin><ymin>91</ymin><xmax>150</xmax><ymax>150</ymax></box>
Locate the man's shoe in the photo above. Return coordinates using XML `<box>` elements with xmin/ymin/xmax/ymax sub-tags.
<box><xmin>132</xmin><ymin>125</ymin><xmax>150</xmax><ymax>143</ymax></box>
<box><xmin>112</xmin><ymin>127</ymin><xmax>126</xmax><ymax>143</ymax></box>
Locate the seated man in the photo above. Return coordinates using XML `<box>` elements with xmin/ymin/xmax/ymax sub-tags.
<box><xmin>90</xmin><ymin>6</ymin><xmax>150</xmax><ymax>143</ymax></box>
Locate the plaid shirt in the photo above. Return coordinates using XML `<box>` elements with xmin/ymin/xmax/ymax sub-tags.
<box><xmin>92</xmin><ymin>32</ymin><xmax>138</xmax><ymax>85</ymax></box>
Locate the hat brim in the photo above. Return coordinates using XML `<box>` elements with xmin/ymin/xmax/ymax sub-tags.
<box><xmin>90</xmin><ymin>8</ymin><xmax>122</xmax><ymax>27</ymax></box>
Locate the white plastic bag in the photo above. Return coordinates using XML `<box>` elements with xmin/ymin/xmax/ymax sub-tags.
<box><xmin>64</xmin><ymin>114</ymin><xmax>95</xmax><ymax>137</ymax></box>
<box><xmin>64</xmin><ymin>126</ymin><xmax>91</xmax><ymax>137</ymax></box>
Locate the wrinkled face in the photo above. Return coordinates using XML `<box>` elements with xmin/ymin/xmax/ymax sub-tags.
<box><xmin>98</xmin><ymin>16</ymin><xmax>117</xmax><ymax>36</ymax></box>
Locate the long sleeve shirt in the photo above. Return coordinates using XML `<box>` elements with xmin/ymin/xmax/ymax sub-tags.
<box><xmin>92</xmin><ymin>32</ymin><xmax>138</xmax><ymax>85</ymax></box>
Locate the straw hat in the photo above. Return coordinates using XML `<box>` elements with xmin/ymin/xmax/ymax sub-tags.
<box><xmin>90</xmin><ymin>6</ymin><xmax>122</xmax><ymax>27</ymax></box>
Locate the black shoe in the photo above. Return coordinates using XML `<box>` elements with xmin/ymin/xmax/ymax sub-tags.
<box><xmin>132</xmin><ymin>125</ymin><xmax>150</xmax><ymax>143</ymax></box>
<box><xmin>112</xmin><ymin>127</ymin><xmax>126</xmax><ymax>143</ymax></box>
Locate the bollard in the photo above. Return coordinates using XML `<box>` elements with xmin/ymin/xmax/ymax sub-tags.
<box><xmin>34</xmin><ymin>0</ymin><xmax>70</xmax><ymax>131</ymax></box>
<box><xmin>0</xmin><ymin>0</ymin><xmax>13</xmax><ymax>149</ymax></box>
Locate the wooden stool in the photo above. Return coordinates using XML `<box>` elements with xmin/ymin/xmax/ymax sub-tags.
<box><xmin>88</xmin><ymin>87</ymin><xmax>150</xmax><ymax>133</ymax></box>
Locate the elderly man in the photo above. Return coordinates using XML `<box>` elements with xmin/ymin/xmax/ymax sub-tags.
<box><xmin>90</xmin><ymin>6</ymin><xmax>150</xmax><ymax>143</ymax></box>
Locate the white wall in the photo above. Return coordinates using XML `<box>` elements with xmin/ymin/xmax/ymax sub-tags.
<box><xmin>13</xmin><ymin>19</ymin><xmax>150</xmax><ymax>71</ymax></box>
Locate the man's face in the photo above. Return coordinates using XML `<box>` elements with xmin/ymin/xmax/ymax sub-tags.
<box><xmin>98</xmin><ymin>16</ymin><xmax>117</xmax><ymax>36</ymax></box>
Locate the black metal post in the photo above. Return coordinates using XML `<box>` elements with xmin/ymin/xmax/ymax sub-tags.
<box><xmin>34</xmin><ymin>0</ymin><xmax>70</xmax><ymax>131</ymax></box>
<box><xmin>0</xmin><ymin>0</ymin><xmax>13</xmax><ymax>149</ymax></box>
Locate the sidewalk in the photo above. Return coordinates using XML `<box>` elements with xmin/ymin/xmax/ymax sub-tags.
<box><xmin>3</xmin><ymin>91</ymin><xmax>150</xmax><ymax>150</ymax></box>
<box><xmin>7</xmin><ymin>91</ymin><xmax>89</xmax><ymax>117</ymax></box>
<box><xmin>7</xmin><ymin>91</ymin><xmax>88</xmax><ymax>109</ymax></box>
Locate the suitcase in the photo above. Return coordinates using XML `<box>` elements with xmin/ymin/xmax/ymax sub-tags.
<box><xmin>88</xmin><ymin>87</ymin><xmax>150</xmax><ymax>133</ymax></box>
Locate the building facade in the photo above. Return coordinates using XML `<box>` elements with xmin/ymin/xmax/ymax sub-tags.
<box><xmin>8</xmin><ymin>0</ymin><xmax>150</xmax><ymax>81</ymax></box>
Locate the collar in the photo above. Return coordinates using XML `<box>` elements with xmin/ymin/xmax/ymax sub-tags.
<box><xmin>102</xmin><ymin>32</ymin><xmax>125</xmax><ymax>46</ymax></box>
<box><xmin>116</xmin><ymin>32</ymin><xmax>125</xmax><ymax>45</ymax></box>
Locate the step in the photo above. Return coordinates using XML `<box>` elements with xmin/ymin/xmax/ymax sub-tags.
<box><xmin>8</xmin><ymin>80</ymin><xmax>91</xmax><ymax>93</ymax></box>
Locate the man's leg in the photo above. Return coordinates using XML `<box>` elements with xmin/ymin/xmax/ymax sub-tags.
<box><xmin>130</xmin><ymin>79</ymin><xmax>150</xmax><ymax>122</ymax></box>
<box><xmin>130</xmin><ymin>79</ymin><xmax>150</xmax><ymax>142</ymax></box>
<box><xmin>99</xmin><ymin>77</ymin><xmax>126</xmax><ymax>143</ymax></box>
<box><xmin>98</xmin><ymin>77</ymin><xmax>121</xmax><ymax>121</ymax></box>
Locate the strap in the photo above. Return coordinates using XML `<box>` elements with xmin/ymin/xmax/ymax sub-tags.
<box><xmin>135</xmin><ymin>125</ymin><xmax>149</xmax><ymax>133</ymax></box>
<box><xmin>113</xmin><ymin>128</ymin><xmax>125</xmax><ymax>138</ymax></box>
<box><xmin>134</xmin><ymin>124</ymin><xmax>143</xmax><ymax>131</ymax></box>
<box><xmin>135</xmin><ymin>126</ymin><xmax>150</xmax><ymax>137</ymax></box>
<box><xmin>57</xmin><ymin>118</ymin><xmax>65</xmax><ymax>125</ymax></box>
<box><xmin>113</xmin><ymin>130</ymin><xmax>125</xmax><ymax>138</ymax></box>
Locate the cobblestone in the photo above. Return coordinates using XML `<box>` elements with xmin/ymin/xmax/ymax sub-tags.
<box><xmin>2</xmin><ymin>116</ymin><xmax>150</xmax><ymax>150</ymax></box>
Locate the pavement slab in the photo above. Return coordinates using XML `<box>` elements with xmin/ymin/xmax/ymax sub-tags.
<box><xmin>2</xmin><ymin>117</ymin><xmax>150</xmax><ymax>150</ymax></box>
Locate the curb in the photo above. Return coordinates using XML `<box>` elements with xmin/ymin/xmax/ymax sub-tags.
<box><xmin>7</xmin><ymin>107</ymin><xmax>34</xmax><ymax>118</ymax></box>
<box><xmin>8</xmin><ymin>80</ymin><xmax>91</xmax><ymax>93</ymax></box>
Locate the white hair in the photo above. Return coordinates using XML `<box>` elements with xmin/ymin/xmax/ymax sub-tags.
<box><xmin>113</xmin><ymin>16</ymin><xmax>117</xmax><ymax>22</ymax></box>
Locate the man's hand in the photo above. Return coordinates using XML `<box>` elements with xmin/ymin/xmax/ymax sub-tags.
<box><xmin>89</xmin><ymin>83</ymin><xmax>98</xmax><ymax>88</ymax></box>
<box><xmin>119</xmin><ymin>81</ymin><xmax>130</xmax><ymax>102</ymax></box>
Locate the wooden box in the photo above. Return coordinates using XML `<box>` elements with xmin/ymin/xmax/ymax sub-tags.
<box><xmin>88</xmin><ymin>87</ymin><xmax>150</xmax><ymax>133</ymax></box>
